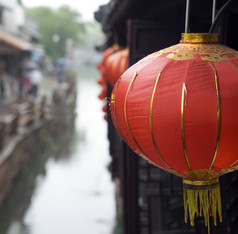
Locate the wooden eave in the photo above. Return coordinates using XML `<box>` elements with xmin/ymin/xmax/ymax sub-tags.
<box><xmin>0</xmin><ymin>31</ymin><xmax>32</xmax><ymax>55</ymax></box>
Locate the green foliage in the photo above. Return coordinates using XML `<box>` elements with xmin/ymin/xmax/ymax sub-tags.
<box><xmin>25</xmin><ymin>5</ymin><xmax>86</xmax><ymax>60</ymax></box>
<box><xmin>80</xmin><ymin>21</ymin><xmax>103</xmax><ymax>49</ymax></box>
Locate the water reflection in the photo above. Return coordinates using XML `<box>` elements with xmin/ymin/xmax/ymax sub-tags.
<box><xmin>0</xmin><ymin>68</ymin><xmax>115</xmax><ymax>234</ymax></box>
<box><xmin>0</xmin><ymin>106</ymin><xmax>76</xmax><ymax>234</ymax></box>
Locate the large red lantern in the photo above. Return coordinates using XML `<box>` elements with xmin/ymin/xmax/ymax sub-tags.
<box><xmin>102</xmin><ymin>48</ymin><xmax>129</xmax><ymax>87</ymax></box>
<box><xmin>110</xmin><ymin>33</ymin><xmax>238</xmax><ymax>229</ymax></box>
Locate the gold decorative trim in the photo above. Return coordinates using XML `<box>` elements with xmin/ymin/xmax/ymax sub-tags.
<box><xmin>181</xmin><ymin>83</ymin><xmax>191</xmax><ymax>170</ymax></box>
<box><xmin>231</xmin><ymin>159</ymin><xmax>238</xmax><ymax>167</ymax></box>
<box><xmin>181</xmin><ymin>33</ymin><xmax>218</xmax><ymax>43</ymax></box>
<box><xmin>111</xmin><ymin>80</ymin><xmax>123</xmax><ymax>138</ymax></box>
<box><xmin>112</xmin><ymin>56</ymin><xmax>120</xmax><ymax>77</ymax></box>
<box><xmin>209</xmin><ymin>63</ymin><xmax>221</xmax><ymax>170</ymax></box>
<box><xmin>184</xmin><ymin>166</ymin><xmax>238</xmax><ymax>181</ymax></box>
<box><xmin>110</xmin><ymin>93</ymin><xmax>115</xmax><ymax>104</ymax></box>
<box><xmin>185</xmin><ymin>169</ymin><xmax>216</xmax><ymax>181</ymax></box>
<box><xmin>148</xmin><ymin>43</ymin><xmax>237</xmax><ymax>62</ymax></box>
<box><xmin>120</xmin><ymin>48</ymin><xmax>129</xmax><ymax>56</ymax></box>
<box><xmin>150</xmin><ymin>73</ymin><xmax>171</xmax><ymax>168</ymax></box>
<box><xmin>120</xmin><ymin>56</ymin><xmax>127</xmax><ymax>74</ymax></box>
<box><xmin>124</xmin><ymin>72</ymin><xmax>146</xmax><ymax>155</ymax></box>
<box><xmin>112</xmin><ymin>44</ymin><xmax>120</xmax><ymax>49</ymax></box>
<box><xmin>232</xmin><ymin>61</ymin><xmax>238</xmax><ymax>70</ymax></box>
<box><xmin>183</xmin><ymin>178</ymin><xmax>222</xmax><ymax>229</ymax></box>
<box><xmin>149</xmin><ymin>73</ymin><xmax>183</xmax><ymax>176</ymax></box>
<box><xmin>183</xmin><ymin>178</ymin><xmax>218</xmax><ymax>186</ymax></box>
<box><xmin>221</xmin><ymin>165</ymin><xmax>238</xmax><ymax>174</ymax></box>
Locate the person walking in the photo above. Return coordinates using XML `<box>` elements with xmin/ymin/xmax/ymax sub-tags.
<box><xmin>29</xmin><ymin>68</ymin><xmax>43</xmax><ymax>97</ymax></box>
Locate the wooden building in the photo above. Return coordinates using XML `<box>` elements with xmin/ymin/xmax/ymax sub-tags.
<box><xmin>95</xmin><ymin>1</ymin><xmax>238</xmax><ymax>233</ymax></box>
<box><xmin>0</xmin><ymin>0</ymin><xmax>41</xmax><ymax>100</ymax></box>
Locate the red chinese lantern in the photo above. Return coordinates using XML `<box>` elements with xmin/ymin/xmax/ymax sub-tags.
<box><xmin>102</xmin><ymin>104</ymin><xmax>107</xmax><ymax>113</ymax></box>
<box><xmin>97</xmin><ymin>76</ymin><xmax>105</xmax><ymax>86</ymax></box>
<box><xmin>97</xmin><ymin>77</ymin><xmax>108</xmax><ymax>121</ymax></box>
<box><xmin>98</xmin><ymin>86</ymin><xmax>107</xmax><ymax>100</ymax></box>
<box><xmin>97</xmin><ymin>44</ymin><xmax>121</xmax><ymax>73</ymax></box>
<box><xmin>102</xmin><ymin>104</ymin><xmax>108</xmax><ymax>121</ymax></box>
<box><xmin>97</xmin><ymin>77</ymin><xmax>107</xmax><ymax>100</ymax></box>
<box><xmin>97</xmin><ymin>45</ymin><xmax>122</xmax><ymax>101</ymax></box>
<box><xmin>103</xmin><ymin>48</ymin><xmax>129</xmax><ymax>87</ymax></box>
<box><xmin>110</xmin><ymin>33</ymin><xmax>238</xmax><ymax>228</ymax></box>
<box><xmin>103</xmin><ymin>113</ymin><xmax>108</xmax><ymax>121</ymax></box>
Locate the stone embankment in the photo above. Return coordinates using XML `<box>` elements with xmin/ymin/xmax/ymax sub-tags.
<box><xmin>0</xmin><ymin>76</ymin><xmax>76</xmax><ymax>204</ymax></box>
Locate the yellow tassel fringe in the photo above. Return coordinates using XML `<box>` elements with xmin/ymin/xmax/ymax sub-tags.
<box><xmin>183</xmin><ymin>179</ymin><xmax>222</xmax><ymax>228</ymax></box>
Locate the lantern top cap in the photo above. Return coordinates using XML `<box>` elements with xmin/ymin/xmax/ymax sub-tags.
<box><xmin>181</xmin><ymin>33</ymin><xmax>218</xmax><ymax>44</ymax></box>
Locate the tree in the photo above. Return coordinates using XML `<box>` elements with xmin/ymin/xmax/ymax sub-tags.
<box><xmin>25</xmin><ymin>5</ymin><xmax>85</xmax><ymax>60</ymax></box>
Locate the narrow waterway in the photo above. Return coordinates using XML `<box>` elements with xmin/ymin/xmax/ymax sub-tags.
<box><xmin>0</xmin><ymin>66</ymin><xmax>116</xmax><ymax>234</ymax></box>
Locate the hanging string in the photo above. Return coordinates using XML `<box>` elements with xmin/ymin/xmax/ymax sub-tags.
<box><xmin>185</xmin><ymin>0</ymin><xmax>234</xmax><ymax>34</ymax></box>
<box><xmin>209</xmin><ymin>0</ymin><xmax>234</xmax><ymax>33</ymax></box>
<box><xmin>212</xmin><ymin>0</ymin><xmax>217</xmax><ymax>23</ymax></box>
<box><xmin>185</xmin><ymin>0</ymin><xmax>190</xmax><ymax>33</ymax></box>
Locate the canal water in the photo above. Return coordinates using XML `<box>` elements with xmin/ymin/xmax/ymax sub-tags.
<box><xmin>0</xmin><ymin>66</ymin><xmax>116</xmax><ymax>234</ymax></box>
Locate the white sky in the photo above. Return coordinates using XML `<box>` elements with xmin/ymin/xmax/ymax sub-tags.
<box><xmin>23</xmin><ymin>0</ymin><xmax>110</xmax><ymax>21</ymax></box>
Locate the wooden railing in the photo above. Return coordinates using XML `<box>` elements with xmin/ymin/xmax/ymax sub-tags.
<box><xmin>0</xmin><ymin>96</ymin><xmax>48</xmax><ymax>151</ymax></box>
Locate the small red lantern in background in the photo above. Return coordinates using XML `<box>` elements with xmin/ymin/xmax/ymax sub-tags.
<box><xmin>97</xmin><ymin>46</ymin><xmax>128</xmax><ymax>121</ymax></box>
<box><xmin>97</xmin><ymin>45</ymin><xmax>122</xmax><ymax>101</ymax></box>
<box><xmin>110</xmin><ymin>33</ymin><xmax>238</xmax><ymax>229</ymax></box>
<box><xmin>102</xmin><ymin>103</ymin><xmax>108</xmax><ymax>121</ymax></box>
<box><xmin>97</xmin><ymin>76</ymin><xmax>108</xmax><ymax>121</ymax></box>
<box><xmin>103</xmin><ymin>114</ymin><xmax>108</xmax><ymax>121</ymax></box>
<box><xmin>97</xmin><ymin>76</ymin><xmax>105</xmax><ymax>86</ymax></box>
<box><xmin>97</xmin><ymin>77</ymin><xmax>107</xmax><ymax>100</ymax></box>
<box><xmin>102</xmin><ymin>104</ymin><xmax>107</xmax><ymax>113</ymax></box>
<box><xmin>102</xmin><ymin>48</ymin><xmax>129</xmax><ymax>87</ymax></box>
<box><xmin>97</xmin><ymin>44</ymin><xmax>121</xmax><ymax>73</ymax></box>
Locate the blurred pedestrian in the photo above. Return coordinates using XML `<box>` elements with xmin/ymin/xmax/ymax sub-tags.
<box><xmin>23</xmin><ymin>68</ymin><xmax>32</xmax><ymax>95</ymax></box>
<box><xmin>56</xmin><ymin>57</ymin><xmax>69</xmax><ymax>84</ymax></box>
<box><xmin>29</xmin><ymin>68</ymin><xmax>43</xmax><ymax>97</ymax></box>
<box><xmin>56</xmin><ymin>61</ymin><xmax>65</xmax><ymax>83</ymax></box>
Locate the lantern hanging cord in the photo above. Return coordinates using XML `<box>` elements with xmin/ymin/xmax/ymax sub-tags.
<box><xmin>212</xmin><ymin>0</ymin><xmax>217</xmax><ymax>23</ymax></box>
<box><xmin>209</xmin><ymin>0</ymin><xmax>234</xmax><ymax>33</ymax></box>
<box><xmin>185</xmin><ymin>0</ymin><xmax>190</xmax><ymax>33</ymax></box>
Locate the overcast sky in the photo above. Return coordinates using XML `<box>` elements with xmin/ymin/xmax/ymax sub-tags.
<box><xmin>23</xmin><ymin>0</ymin><xmax>110</xmax><ymax>21</ymax></box>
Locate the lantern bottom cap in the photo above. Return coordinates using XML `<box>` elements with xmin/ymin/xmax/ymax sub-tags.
<box><xmin>183</xmin><ymin>178</ymin><xmax>222</xmax><ymax>230</ymax></box>
<box><xmin>183</xmin><ymin>178</ymin><xmax>219</xmax><ymax>188</ymax></box>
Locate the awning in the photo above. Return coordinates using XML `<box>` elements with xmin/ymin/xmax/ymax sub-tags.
<box><xmin>0</xmin><ymin>31</ymin><xmax>32</xmax><ymax>54</ymax></box>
